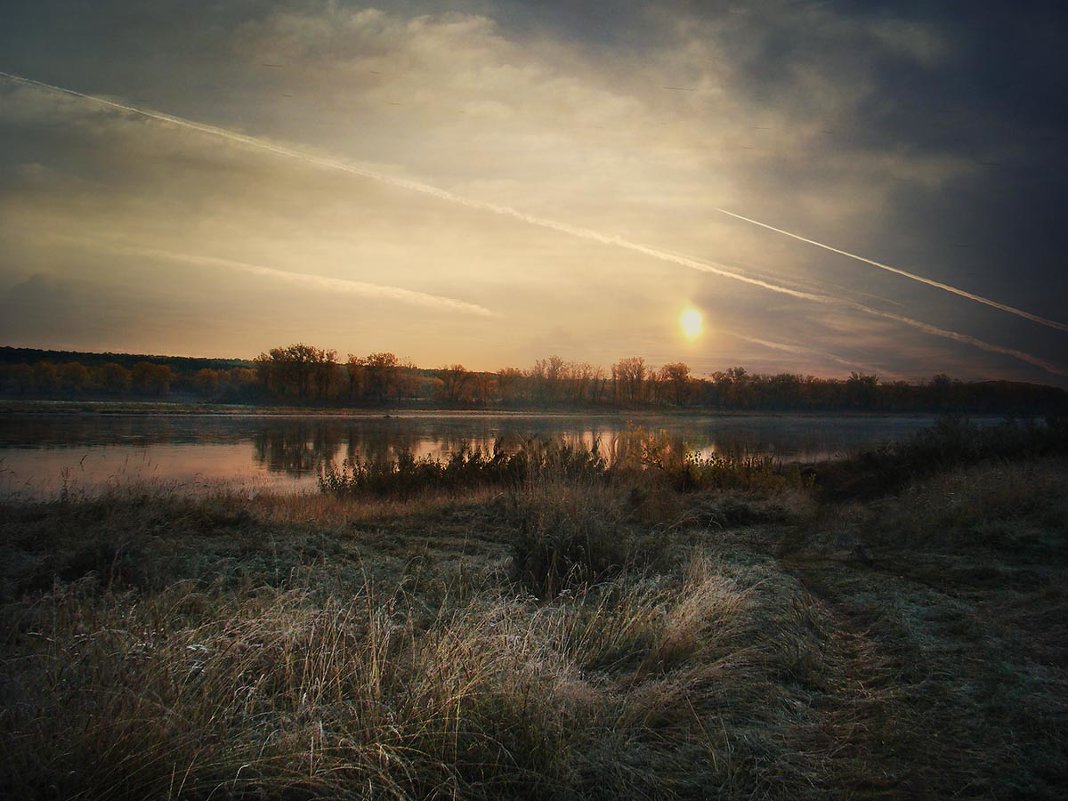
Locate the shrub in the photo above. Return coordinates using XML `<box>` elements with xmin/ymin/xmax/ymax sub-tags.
<box><xmin>319</xmin><ymin>437</ymin><xmax>607</xmax><ymax>498</ymax></box>
<box><xmin>507</xmin><ymin>481</ymin><xmax>670</xmax><ymax>598</ymax></box>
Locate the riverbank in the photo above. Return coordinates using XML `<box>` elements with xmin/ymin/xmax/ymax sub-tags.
<box><xmin>0</xmin><ymin>397</ymin><xmax>972</xmax><ymax>419</ymax></box>
<box><xmin>1</xmin><ymin>425</ymin><xmax>1066</xmax><ymax>799</ymax></box>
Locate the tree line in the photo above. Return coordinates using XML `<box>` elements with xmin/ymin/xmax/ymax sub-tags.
<box><xmin>0</xmin><ymin>347</ymin><xmax>259</xmax><ymax>401</ymax></box>
<box><xmin>2</xmin><ymin>344</ymin><xmax>1065</xmax><ymax>414</ymax></box>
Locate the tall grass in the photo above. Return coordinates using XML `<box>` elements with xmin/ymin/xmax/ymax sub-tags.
<box><xmin>318</xmin><ymin>430</ymin><xmax>812</xmax><ymax>501</ymax></box>
<box><xmin>506</xmin><ymin>479</ymin><xmax>672</xmax><ymax>599</ymax></box>
<box><xmin>318</xmin><ymin>437</ymin><xmax>607</xmax><ymax>498</ymax></box>
<box><xmin>0</xmin><ymin>552</ymin><xmax>791</xmax><ymax>801</ymax></box>
<box><xmin>819</xmin><ymin>415</ymin><xmax>1068</xmax><ymax>499</ymax></box>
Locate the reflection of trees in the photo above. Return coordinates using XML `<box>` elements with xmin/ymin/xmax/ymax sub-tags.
<box><xmin>252</xmin><ymin>422</ymin><xmax>346</xmax><ymax>476</ymax></box>
<box><xmin>340</xmin><ymin>423</ymin><xmax>605</xmax><ymax>467</ymax></box>
<box><xmin>7</xmin><ymin>414</ymin><xmax>955</xmax><ymax>481</ymax></box>
<box><xmin>343</xmin><ymin>426</ymin><xmax>424</xmax><ymax>466</ymax></box>
<box><xmin>0</xmin><ymin>416</ymin><xmax>183</xmax><ymax>447</ymax></box>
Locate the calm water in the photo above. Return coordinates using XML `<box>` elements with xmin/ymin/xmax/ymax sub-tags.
<box><xmin>0</xmin><ymin>411</ymin><xmax>941</xmax><ymax>499</ymax></box>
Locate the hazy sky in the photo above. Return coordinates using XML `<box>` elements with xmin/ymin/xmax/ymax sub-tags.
<box><xmin>2</xmin><ymin>0</ymin><xmax>1066</xmax><ymax>383</ymax></box>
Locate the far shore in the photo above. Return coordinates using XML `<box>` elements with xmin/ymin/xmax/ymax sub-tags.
<box><xmin>0</xmin><ymin>398</ymin><xmax>973</xmax><ymax>420</ymax></box>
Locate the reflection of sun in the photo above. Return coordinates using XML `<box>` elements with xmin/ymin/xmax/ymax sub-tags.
<box><xmin>679</xmin><ymin>307</ymin><xmax>703</xmax><ymax>341</ymax></box>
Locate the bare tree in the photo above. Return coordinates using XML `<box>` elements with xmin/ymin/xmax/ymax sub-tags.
<box><xmin>613</xmin><ymin>356</ymin><xmax>646</xmax><ymax>405</ymax></box>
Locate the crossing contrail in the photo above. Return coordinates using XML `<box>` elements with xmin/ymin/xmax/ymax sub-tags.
<box><xmin>715</xmin><ymin>207</ymin><xmax>1068</xmax><ymax>334</ymax></box>
<box><xmin>852</xmin><ymin>304</ymin><xmax>1068</xmax><ymax>378</ymax></box>
<box><xmin>726</xmin><ymin>332</ymin><xmax>895</xmax><ymax>378</ymax></box>
<box><xmin>3</xmin><ymin>71</ymin><xmax>1065</xmax><ymax>377</ymax></box>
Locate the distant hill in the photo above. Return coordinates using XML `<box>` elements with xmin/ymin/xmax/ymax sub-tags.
<box><xmin>0</xmin><ymin>346</ymin><xmax>254</xmax><ymax>372</ymax></box>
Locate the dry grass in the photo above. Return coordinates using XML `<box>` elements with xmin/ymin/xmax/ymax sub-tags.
<box><xmin>0</xmin><ymin>541</ymin><xmax>819</xmax><ymax>800</ymax></box>
<box><xmin>781</xmin><ymin>457</ymin><xmax>1068</xmax><ymax>799</ymax></box>
<box><xmin>2</xmin><ymin>446</ymin><xmax>1066</xmax><ymax>799</ymax></box>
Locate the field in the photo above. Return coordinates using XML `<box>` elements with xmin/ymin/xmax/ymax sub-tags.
<box><xmin>1</xmin><ymin>421</ymin><xmax>1066</xmax><ymax>799</ymax></box>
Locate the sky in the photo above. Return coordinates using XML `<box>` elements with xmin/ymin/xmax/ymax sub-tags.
<box><xmin>1</xmin><ymin>0</ymin><xmax>1066</xmax><ymax>384</ymax></box>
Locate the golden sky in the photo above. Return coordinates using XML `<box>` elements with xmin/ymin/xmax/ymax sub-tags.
<box><xmin>1</xmin><ymin>2</ymin><xmax>1066</xmax><ymax>383</ymax></box>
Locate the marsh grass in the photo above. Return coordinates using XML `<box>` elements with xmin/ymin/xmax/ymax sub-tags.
<box><xmin>318</xmin><ymin>437</ymin><xmax>608</xmax><ymax>499</ymax></box>
<box><xmin>2</xmin><ymin>419</ymin><xmax>1066</xmax><ymax>799</ymax></box>
<box><xmin>0</xmin><ymin>531</ymin><xmax>822</xmax><ymax>801</ymax></box>
<box><xmin>505</xmin><ymin>478</ymin><xmax>674</xmax><ymax>599</ymax></box>
<box><xmin>318</xmin><ymin>430</ymin><xmax>813</xmax><ymax>504</ymax></box>
<box><xmin>818</xmin><ymin>414</ymin><xmax>1068</xmax><ymax>500</ymax></box>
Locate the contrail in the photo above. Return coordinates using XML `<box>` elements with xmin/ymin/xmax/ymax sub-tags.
<box><xmin>3</xmin><ymin>71</ymin><xmax>1064</xmax><ymax>377</ymax></box>
<box><xmin>725</xmin><ymin>332</ymin><xmax>894</xmax><ymax>378</ymax></box>
<box><xmin>0</xmin><ymin>72</ymin><xmax>849</xmax><ymax>304</ymax></box>
<box><xmin>715</xmin><ymin>207</ymin><xmax>1068</xmax><ymax>334</ymax></box>
<box><xmin>97</xmin><ymin>242</ymin><xmax>500</xmax><ymax>317</ymax></box>
<box><xmin>855</xmin><ymin>303</ymin><xmax>1068</xmax><ymax>378</ymax></box>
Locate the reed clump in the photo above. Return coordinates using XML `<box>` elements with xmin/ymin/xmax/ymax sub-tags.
<box><xmin>318</xmin><ymin>437</ymin><xmax>607</xmax><ymax>499</ymax></box>
<box><xmin>318</xmin><ymin>429</ymin><xmax>814</xmax><ymax>502</ymax></box>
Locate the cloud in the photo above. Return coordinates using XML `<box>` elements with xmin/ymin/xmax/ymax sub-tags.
<box><xmin>1</xmin><ymin>2</ymin><xmax>1065</xmax><ymax>383</ymax></box>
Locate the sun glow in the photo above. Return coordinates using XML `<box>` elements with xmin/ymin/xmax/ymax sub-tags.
<box><xmin>679</xmin><ymin>307</ymin><xmax>703</xmax><ymax>341</ymax></box>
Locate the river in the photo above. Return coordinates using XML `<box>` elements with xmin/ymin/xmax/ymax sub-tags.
<box><xmin>0</xmin><ymin>411</ymin><xmax>942</xmax><ymax>499</ymax></box>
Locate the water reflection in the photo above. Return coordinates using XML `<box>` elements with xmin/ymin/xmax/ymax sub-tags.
<box><xmin>252</xmin><ymin>422</ymin><xmax>343</xmax><ymax>476</ymax></box>
<box><xmin>0</xmin><ymin>412</ymin><xmax>942</xmax><ymax>497</ymax></box>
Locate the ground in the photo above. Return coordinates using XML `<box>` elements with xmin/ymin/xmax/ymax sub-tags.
<box><xmin>1</xmin><ymin>443</ymin><xmax>1065</xmax><ymax>799</ymax></box>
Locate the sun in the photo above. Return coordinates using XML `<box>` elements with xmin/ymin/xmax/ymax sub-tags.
<box><xmin>679</xmin><ymin>307</ymin><xmax>703</xmax><ymax>341</ymax></box>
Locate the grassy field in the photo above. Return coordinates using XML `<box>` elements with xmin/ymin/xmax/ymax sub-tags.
<box><xmin>1</xmin><ymin>421</ymin><xmax>1065</xmax><ymax>799</ymax></box>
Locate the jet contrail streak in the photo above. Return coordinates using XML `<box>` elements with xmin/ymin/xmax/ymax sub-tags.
<box><xmin>126</xmin><ymin>247</ymin><xmax>500</xmax><ymax>317</ymax></box>
<box><xmin>0</xmin><ymin>72</ymin><xmax>847</xmax><ymax>304</ymax></box>
<box><xmin>3</xmin><ymin>71</ymin><xmax>1064</xmax><ymax>377</ymax></box>
<box><xmin>726</xmin><ymin>332</ymin><xmax>892</xmax><ymax>377</ymax></box>
<box><xmin>855</xmin><ymin>304</ymin><xmax>1068</xmax><ymax>377</ymax></box>
<box><xmin>715</xmin><ymin>206</ymin><xmax>1068</xmax><ymax>334</ymax></box>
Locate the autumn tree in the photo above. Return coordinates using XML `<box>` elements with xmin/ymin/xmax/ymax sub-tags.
<box><xmin>344</xmin><ymin>352</ymin><xmax>419</xmax><ymax>404</ymax></box>
<box><xmin>496</xmin><ymin>367</ymin><xmax>525</xmax><ymax>404</ymax></box>
<box><xmin>132</xmin><ymin>362</ymin><xmax>174</xmax><ymax>396</ymax></box>
<box><xmin>660</xmin><ymin>362</ymin><xmax>691</xmax><ymax>406</ymax></box>
<box><xmin>530</xmin><ymin>355</ymin><xmax>566</xmax><ymax>404</ymax></box>
<box><xmin>613</xmin><ymin>356</ymin><xmax>646</xmax><ymax>405</ymax></box>
<box><xmin>437</xmin><ymin>364</ymin><xmax>472</xmax><ymax>405</ymax></box>
<box><xmin>256</xmin><ymin>344</ymin><xmax>337</xmax><ymax>402</ymax></box>
<box><xmin>846</xmin><ymin>372</ymin><xmax>879</xmax><ymax>409</ymax></box>
<box><xmin>768</xmin><ymin>373</ymin><xmax>803</xmax><ymax>409</ymax></box>
<box><xmin>367</xmin><ymin>352</ymin><xmax>399</xmax><ymax>402</ymax></box>
<box><xmin>194</xmin><ymin>368</ymin><xmax>222</xmax><ymax>397</ymax></box>
<box><xmin>471</xmin><ymin>371</ymin><xmax>497</xmax><ymax>406</ymax></box>
<box><xmin>59</xmin><ymin>362</ymin><xmax>90</xmax><ymax>394</ymax></box>
<box><xmin>1</xmin><ymin>364</ymin><xmax>33</xmax><ymax>395</ymax></box>
<box><xmin>345</xmin><ymin>355</ymin><xmax>367</xmax><ymax>400</ymax></box>
<box><xmin>588</xmin><ymin>365</ymin><xmax>609</xmax><ymax>405</ymax></box>
<box><xmin>32</xmin><ymin>362</ymin><xmax>60</xmax><ymax>394</ymax></box>
<box><xmin>99</xmin><ymin>363</ymin><xmax>132</xmax><ymax>395</ymax></box>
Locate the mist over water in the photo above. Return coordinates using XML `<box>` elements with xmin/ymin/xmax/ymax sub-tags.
<box><xmin>0</xmin><ymin>412</ymin><xmax>943</xmax><ymax>499</ymax></box>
